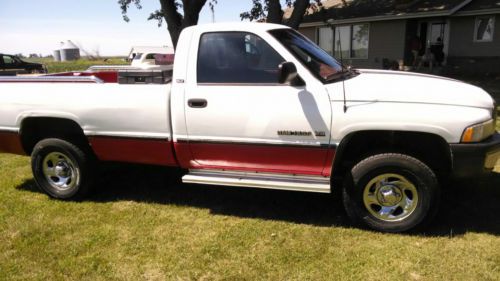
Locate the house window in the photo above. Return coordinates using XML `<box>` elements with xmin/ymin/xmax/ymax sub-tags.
<box><xmin>318</xmin><ymin>27</ymin><xmax>334</xmax><ymax>55</ymax></box>
<box><xmin>474</xmin><ymin>16</ymin><xmax>495</xmax><ymax>42</ymax></box>
<box><xmin>334</xmin><ymin>24</ymin><xmax>369</xmax><ymax>59</ymax></box>
<box><xmin>350</xmin><ymin>24</ymin><xmax>369</xmax><ymax>58</ymax></box>
<box><xmin>334</xmin><ymin>25</ymin><xmax>351</xmax><ymax>59</ymax></box>
<box><xmin>316</xmin><ymin>24</ymin><xmax>369</xmax><ymax>59</ymax></box>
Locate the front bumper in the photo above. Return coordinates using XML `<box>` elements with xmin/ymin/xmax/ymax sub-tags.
<box><xmin>450</xmin><ymin>133</ymin><xmax>500</xmax><ymax>178</ymax></box>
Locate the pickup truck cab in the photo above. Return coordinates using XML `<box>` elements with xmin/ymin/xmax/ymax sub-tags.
<box><xmin>0</xmin><ymin>54</ymin><xmax>47</xmax><ymax>75</ymax></box>
<box><xmin>0</xmin><ymin>23</ymin><xmax>498</xmax><ymax>232</ymax></box>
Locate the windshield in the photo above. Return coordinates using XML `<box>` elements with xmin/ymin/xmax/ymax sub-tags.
<box><xmin>269</xmin><ymin>29</ymin><xmax>344</xmax><ymax>83</ymax></box>
<box><xmin>133</xmin><ymin>53</ymin><xmax>143</xmax><ymax>60</ymax></box>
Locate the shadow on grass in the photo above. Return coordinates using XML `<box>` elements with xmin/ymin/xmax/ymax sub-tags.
<box><xmin>16</xmin><ymin>163</ymin><xmax>500</xmax><ymax>237</ymax></box>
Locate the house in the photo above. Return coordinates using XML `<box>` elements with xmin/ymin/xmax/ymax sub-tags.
<box><xmin>296</xmin><ymin>0</ymin><xmax>500</xmax><ymax>74</ymax></box>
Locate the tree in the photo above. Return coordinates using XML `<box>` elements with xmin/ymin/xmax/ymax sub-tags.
<box><xmin>240</xmin><ymin>0</ymin><xmax>322</xmax><ymax>30</ymax></box>
<box><xmin>119</xmin><ymin>0</ymin><xmax>217</xmax><ymax>49</ymax></box>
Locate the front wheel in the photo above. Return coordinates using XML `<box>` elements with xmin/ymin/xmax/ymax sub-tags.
<box><xmin>343</xmin><ymin>153</ymin><xmax>440</xmax><ymax>232</ymax></box>
<box><xmin>31</xmin><ymin>138</ymin><xmax>95</xmax><ymax>200</ymax></box>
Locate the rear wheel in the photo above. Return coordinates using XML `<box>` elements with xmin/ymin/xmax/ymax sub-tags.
<box><xmin>343</xmin><ymin>153</ymin><xmax>440</xmax><ymax>232</ymax></box>
<box><xmin>31</xmin><ymin>138</ymin><xmax>95</xmax><ymax>200</ymax></box>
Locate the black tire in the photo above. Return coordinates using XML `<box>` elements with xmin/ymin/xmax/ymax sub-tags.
<box><xmin>31</xmin><ymin>138</ymin><xmax>95</xmax><ymax>200</ymax></box>
<box><xmin>343</xmin><ymin>153</ymin><xmax>440</xmax><ymax>233</ymax></box>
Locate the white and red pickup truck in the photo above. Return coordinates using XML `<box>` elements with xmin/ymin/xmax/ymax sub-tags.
<box><xmin>0</xmin><ymin>23</ymin><xmax>499</xmax><ymax>232</ymax></box>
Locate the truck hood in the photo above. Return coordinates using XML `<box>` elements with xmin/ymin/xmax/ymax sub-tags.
<box><xmin>331</xmin><ymin>69</ymin><xmax>495</xmax><ymax>109</ymax></box>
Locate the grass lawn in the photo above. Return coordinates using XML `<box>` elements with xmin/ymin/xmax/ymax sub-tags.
<box><xmin>1</xmin><ymin>154</ymin><xmax>500</xmax><ymax>280</ymax></box>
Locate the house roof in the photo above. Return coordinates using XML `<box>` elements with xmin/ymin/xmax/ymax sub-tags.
<box><xmin>457</xmin><ymin>0</ymin><xmax>500</xmax><ymax>15</ymax></box>
<box><xmin>295</xmin><ymin>0</ymin><xmax>498</xmax><ymax>26</ymax></box>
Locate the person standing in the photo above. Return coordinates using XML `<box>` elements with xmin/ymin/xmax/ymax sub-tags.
<box><xmin>410</xmin><ymin>36</ymin><xmax>422</xmax><ymax>68</ymax></box>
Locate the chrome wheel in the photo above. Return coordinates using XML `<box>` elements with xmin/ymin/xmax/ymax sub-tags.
<box><xmin>363</xmin><ymin>173</ymin><xmax>419</xmax><ymax>222</ymax></box>
<box><xmin>42</xmin><ymin>152</ymin><xmax>80</xmax><ymax>191</ymax></box>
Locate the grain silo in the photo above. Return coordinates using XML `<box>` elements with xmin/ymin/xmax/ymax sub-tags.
<box><xmin>53</xmin><ymin>50</ymin><xmax>61</xmax><ymax>62</ymax></box>
<box><xmin>60</xmin><ymin>40</ymin><xmax>80</xmax><ymax>61</ymax></box>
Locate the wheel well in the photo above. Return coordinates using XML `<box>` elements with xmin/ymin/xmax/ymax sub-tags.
<box><xmin>332</xmin><ymin>131</ymin><xmax>452</xmax><ymax>183</ymax></box>
<box><xmin>20</xmin><ymin>117</ymin><xmax>90</xmax><ymax>155</ymax></box>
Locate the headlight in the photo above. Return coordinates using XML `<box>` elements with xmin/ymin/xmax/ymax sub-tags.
<box><xmin>461</xmin><ymin>119</ymin><xmax>496</xmax><ymax>143</ymax></box>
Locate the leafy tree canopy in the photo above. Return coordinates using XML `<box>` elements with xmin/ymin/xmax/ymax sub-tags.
<box><xmin>119</xmin><ymin>0</ymin><xmax>217</xmax><ymax>48</ymax></box>
<box><xmin>240</xmin><ymin>0</ymin><xmax>322</xmax><ymax>30</ymax></box>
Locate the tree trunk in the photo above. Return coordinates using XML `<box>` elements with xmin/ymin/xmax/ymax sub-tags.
<box><xmin>286</xmin><ymin>0</ymin><xmax>310</xmax><ymax>30</ymax></box>
<box><xmin>266</xmin><ymin>0</ymin><xmax>283</xmax><ymax>24</ymax></box>
<box><xmin>159</xmin><ymin>0</ymin><xmax>183</xmax><ymax>48</ymax></box>
<box><xmin>159</xmin><ymin>0</ymin><xmax>207</xmax><ymax>49</ymax></box>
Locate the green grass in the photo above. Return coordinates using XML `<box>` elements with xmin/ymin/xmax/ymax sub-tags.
<box><xmin>24</xmin><ymin>57</ymin><xmax>128</xmax><ymax>73</ymax></box>
<box><xmin>497</xmin><ymin>107</ymin><xmax>500</xmax><ymax>132</ymax></box>
<box><xmin>1</xmin><ymin>154</ymin><xmax>499</xmax><ymax>280</ymax></box>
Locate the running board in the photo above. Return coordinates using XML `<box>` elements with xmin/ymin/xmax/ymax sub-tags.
<box><xmin>182</xmin><ymin>170</ymin><xmax>331</xmax><ymax>193</ymax></box>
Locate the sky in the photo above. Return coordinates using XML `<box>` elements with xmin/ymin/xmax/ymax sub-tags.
<box><xmin>0</xmin><ymin>0</ymin><xmax>253</xmax><ymax>56</ymax></box>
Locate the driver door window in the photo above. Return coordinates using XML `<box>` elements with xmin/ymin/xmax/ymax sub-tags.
<box><xmin>2</xmin><ymin>56</ymin><xmax>15</xmax><ymax>65</ymax></box>
<box><xmin>197</xmin><ymin>32</ymin><xmax>285</xmax><ymax>84</ymax></box>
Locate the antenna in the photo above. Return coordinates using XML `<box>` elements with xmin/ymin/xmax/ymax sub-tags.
<box><xmin>328</xmin><ymin>19</ymin><xmax>348</xmax><ymax>113</ymax></box>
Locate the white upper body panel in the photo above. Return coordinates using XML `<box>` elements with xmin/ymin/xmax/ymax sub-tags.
<box><xmin>326</xmin><ymin>70</ymin><xmax>495</xmax><ymax>143</ymax></box>
<box><xmin>0</xmin><ymin>83</ymin><xmax>171</xmax><ymax>139</ymax></box>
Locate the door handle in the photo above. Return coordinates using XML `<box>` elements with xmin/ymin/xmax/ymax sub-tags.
<box><xmin>188</xmin><ymin>99</ymin><xmax>207</xmax><ymax>108</ymax></box>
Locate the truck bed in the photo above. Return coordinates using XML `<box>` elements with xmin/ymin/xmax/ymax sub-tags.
<box><xmin>0</xmin><ymin>72</ymin><xmax>175</xmax><ymax>166</ymax></box>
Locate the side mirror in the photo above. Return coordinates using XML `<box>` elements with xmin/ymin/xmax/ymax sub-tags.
<box><xmin>278</xmin><ymin>62</ymin><xmax>299</xmax><ymax>84</ymax></box>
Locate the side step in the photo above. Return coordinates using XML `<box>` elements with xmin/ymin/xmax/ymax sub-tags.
<box><xmin>182</xmin><ymin>169</ymin><xmax>331</xmax><ymax>193</ymax></box>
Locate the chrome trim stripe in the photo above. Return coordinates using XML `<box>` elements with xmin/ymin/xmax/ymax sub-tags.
<box><xmin>0</xmin><ymin>127</ymin><xmax>20</xmax><ymax>133</ymax></box>
<box><xmin>87</xmin><ymin>135</ymin><xmax>170</xmax><ymax>142</ymax></box>
<box><xmin>84</xmin><ymin>131</ymin><xmax>171</xmax><ymax>140</ymax></box>
<box><xmin>0</xmin><ymin>76</ymin><xmax>104</xmax><ymax>83</ymax></box>
<box><xmin>331</xmin><ymin>99</ymin><xmax>492</xmax><ymax>110</ymax></box>
<box><xmin>176</xmin><ymin>138</ymin><xmax>337</xmax><ymax>148</ymax></box>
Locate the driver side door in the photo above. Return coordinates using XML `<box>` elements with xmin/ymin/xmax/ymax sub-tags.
<box><xmin>183</xmin><ymin>31</ymin><xmax>333</xmax><ymax>176</ymax></box>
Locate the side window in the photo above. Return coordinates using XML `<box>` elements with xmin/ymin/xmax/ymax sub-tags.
<box><xmin>3</xmin><ymin>56</ymin><xmax>15</xmax><ymax>65</ymax></box>
<box><xmin>197</xmin><ymin>32</ymin><xmax>285</xmax><ymax>84</ymax></box>
<box><xmin>133</xmin><ymin>53</ymin><xmax>143</xmax><ymax>60</ymax></box>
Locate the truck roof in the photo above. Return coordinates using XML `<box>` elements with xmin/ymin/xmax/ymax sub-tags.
<box><xmin>186</xmin><ymin>22</ymin><xmax>292</xmax><ymax>33</ymax></box>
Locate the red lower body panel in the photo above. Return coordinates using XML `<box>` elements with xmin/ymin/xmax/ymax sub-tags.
<box><xmin>88</xmin><ymin>136</ymin><xmax>178</xmax><ymax>166</ymax></box>
<box><xmin>0</xmin><ymin>131</ymin><xmax>25</xmax><ymax>155</ymax></box>
<box><xmin>47</xmin><ymin>71</ymin><xmax>118</xmax><ymax>83</ymax></box>
<box><xmin>180</xmin><ymin>141</ymin><xmax>336</xmax><ymax>177</ymax></box>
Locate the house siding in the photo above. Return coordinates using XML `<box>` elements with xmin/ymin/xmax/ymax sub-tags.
<box><xmin>300</xmin><ymin>26</ymin><xmax>317</xmax><ymax>42</ymax></box>
<box><xmin>448</xmin><ymin>15</ymin><xmax>500</xmax><ymax>57</ymax></box>
<box><xmin>447</xmin><ymin>14</ymin><xmax>500</xmax><ymax>74</ymax></box>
